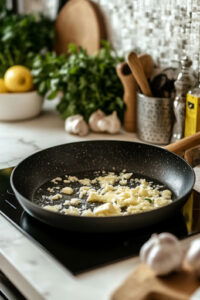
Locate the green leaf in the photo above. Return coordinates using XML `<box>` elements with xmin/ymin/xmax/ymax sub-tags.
<box><xmin>67</xmin><ymin>43</ymin><xmax>78</xmax><ymax>54</ymax></box>
<box><xmin>47</xmin><ymin>90</ymin><xmax>58</xmax><ymax>100</ymax></box>
<box><xmin>38</xmin><ymin>81</ymin><xmax>47</xmax><ymax>95</ymax></box>
<box><xmin>144</xmin><ymin>198</ymin><xmax>154</xmax><ymax>204</ymax></box>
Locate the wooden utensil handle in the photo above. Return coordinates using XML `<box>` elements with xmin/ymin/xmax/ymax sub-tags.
<box><xmin>127</xmin><ymin>52</ymin><xmax>152</xmax><ymax>97</ymax></box>
<box><xmin>117</xmin><ymin>54</ymin><xmax>154</xmax><ymax>132</ymax></box>
<box><xmin>165</xmin><ymin>132</ymin><xmax>200</xmax><ymax>155</ymax></box>
<box><xmin>116</xmin><ymin>62</ymin><xmax>137</xmax><ymax>132</ymax></box>
<box><xmin>139</xmin><ymin>54</ymin><xmax>154</xmax><ymax>79</ymax></box>
<box><xmin>123</xmin><ymin>82</ymin><xmax>138</xmax><ymax>132</ymax></box>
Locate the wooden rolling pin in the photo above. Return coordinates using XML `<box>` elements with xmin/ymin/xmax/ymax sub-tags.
<box><xmin>127</xmin><ymin>51</ymin><xmax>153</xmax><ymax>97</ymax></box>
<box><xmin>117</xmin><ymin>54</ymin><xmax>154</xmax><ymax>132</ymax></box>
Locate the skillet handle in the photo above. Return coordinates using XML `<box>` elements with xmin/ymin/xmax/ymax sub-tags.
<box><xmin>165</xmin><ymin>132</ymin><xmax>200</xmax><ymax>155</ymax></box>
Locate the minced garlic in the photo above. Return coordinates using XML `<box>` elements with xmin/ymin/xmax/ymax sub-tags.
<box><xmin>41</xmin><ymin>171</ymin><xmax>172</xmax><ymax>217</ymax></box>
<box><xmin>61</xmin><ymin>187</ymin><xmax>74</xmax><ymax>194</ymax></box>
<box><xmin>50</xmin><ymin>193</ymin><xmax>62</xmax><ymax>201</ymax></box>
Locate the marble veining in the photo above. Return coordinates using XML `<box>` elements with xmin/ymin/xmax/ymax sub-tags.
<box><xmin>18</xmin><ymin>137</ymin><xmax>41</xmax><ymax>151</ymax></box>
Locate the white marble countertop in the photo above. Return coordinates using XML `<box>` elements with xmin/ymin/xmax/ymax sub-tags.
<box><xmin>1</xmin><ymin>100</ymin><xmax>200</xmax><ymax>299</ymax></box>
<box><xmin>0</xmin><ymin>100</ymin><xmax>142</xmax><ymax>300</ymax></box>
<box><xmin>0</xmin><ymin>100</ymin><xmax>139</xmax><ymax>169</ymax></box>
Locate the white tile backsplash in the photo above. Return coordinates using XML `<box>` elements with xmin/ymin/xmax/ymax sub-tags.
<box><xmin>18</xmin><ymin>0</ymin><xmax>200</xmax><ymax>70</ymax></box>
<box><xmin>92</xmin><ymin>0</ymin><xmax>200</xmax><ymax>70</ymax></box>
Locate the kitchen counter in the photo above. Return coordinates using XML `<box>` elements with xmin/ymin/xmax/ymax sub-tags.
<box><xmin>1</xmin><ymin>100</ymin><xmax>200</xmax><ymax>300</ymax></box>
<box><xmin>0</xmin><ymin>100</ymin><xmax>139</xmax><ymax>169</ymax></box>
<box><xmin>0</xmin><ymin>100</ymin><xmax>142</xmax><ymax>300</ymax></box>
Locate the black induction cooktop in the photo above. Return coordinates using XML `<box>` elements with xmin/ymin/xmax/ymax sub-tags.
<box><xmin>1</xmin><ymin>167</ymin><xmax>200</xmax><ymax>275</ymax></box>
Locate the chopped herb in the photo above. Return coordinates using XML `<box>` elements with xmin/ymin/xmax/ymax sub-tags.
<box><xmin>145</xmin><ymin>198</ymin><xmax>154</xmax><ymax>204</ymax></box>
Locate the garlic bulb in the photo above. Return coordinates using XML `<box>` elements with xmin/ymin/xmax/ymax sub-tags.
<box><xmin>65</xmin><ymin>115</ymin><xmax>89</xmax><ymax>136</ymax></box>
<box><xmin>184</xmin><ymin>238</ymin><xmax>200</xmax><ymax>277</ymax></box>
<box><xmin>88</xmin><ymin>109</ymin><xmax>105</xmax><ymax>132</ymax></box>
<box><xmin>97</xmin><ymin>111</ymin><xmax>121</xmax><ymax>134</ymax></box>
<box><xmin>139</xmin><ymin>233</ymin><xmax>183</xmax><ymax>276</ymax></box>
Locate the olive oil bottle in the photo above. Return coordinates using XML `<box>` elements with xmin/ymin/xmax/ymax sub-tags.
<box><xmin>185</xmin><ymin>26</ymin><xmax>200</xmax><ymax>137</ymax></box>
<box><xmin>185</xmin><ymin>81</ymin><xmax>200</xmax><ymax>137</ymax></box>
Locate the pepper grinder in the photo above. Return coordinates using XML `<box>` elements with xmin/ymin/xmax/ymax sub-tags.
<box><xmin>171</xmin><ymin>56</ymin><xmax>193</xmax><ymax>143</ymax></box>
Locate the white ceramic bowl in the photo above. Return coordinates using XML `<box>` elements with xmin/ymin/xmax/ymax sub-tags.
<box><xmin>0</xmin><ymin>91</ymin><xmax>44</xmax><ymax>121</ymax></box>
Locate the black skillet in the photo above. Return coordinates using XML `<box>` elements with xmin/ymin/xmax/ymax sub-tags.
<box><xmin>10</xmin><ymin>133</ymin><xmax>200</xmax><ymax>233</ymax></box>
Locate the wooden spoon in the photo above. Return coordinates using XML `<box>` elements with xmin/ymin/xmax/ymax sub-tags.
<box><xmin>139</xmin><ymin>53</ymin><xmax>154</xmax><ymax>80</ymax></box>
<box><xmin>117</xmin><ymin>54</ymin><xmax>154</xmax><ymax>132</ymax></box>
<box><xmin>127</xmin><ymin>51</ymin><xmax>153</xmax><ymax>97</ymax></box>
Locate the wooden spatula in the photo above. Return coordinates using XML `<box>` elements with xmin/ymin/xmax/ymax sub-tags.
<box><xmin>127</xmin><ymin>52</ymin><xmax>153</xmax><ymax>97</ymax></box>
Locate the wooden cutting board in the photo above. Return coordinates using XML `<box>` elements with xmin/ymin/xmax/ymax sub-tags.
<box><xmin>112</xmin><ymin>234</ymin><xmax>200</xmax><ymax>300</ymax></box>
<box><xmin>55</xmin><ymin>0</ymin><xmax>106</xmax><ymax>55</ymax></box>
<box><xmin>112</xmin><ymin>264</ymin><xmax>200</xmax><ymax>300</ymax></box>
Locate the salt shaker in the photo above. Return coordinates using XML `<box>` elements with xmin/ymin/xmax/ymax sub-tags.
<box><xmin>171</xmin><ymin>56</ymin><xmax>193</xmax><ymax>142</ymax></box>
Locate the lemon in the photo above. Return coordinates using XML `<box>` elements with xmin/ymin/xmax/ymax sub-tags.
<box><xmin>0</xmin><ymin>78</ymin><xmax>8</xmax><ymax>93</ymax></box>
<box><xmin>4</xmin><ymin>65</ymin><xmax>33</xmax><ymax>92</ymax></box>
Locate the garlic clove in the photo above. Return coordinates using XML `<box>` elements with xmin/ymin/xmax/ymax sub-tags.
<box><xmin>97</xmin><ymin>118</ymin><xmax>108</xmax><ymax>132</ymax></box>
<box><xmin>140</xmin><ymin>234</ymin><xmax>159</xmax><ymax>263</ymax></box>
<box><xmin>72</xmin><ymin>119</ymin><xmax>82</xmax><ymax>134</ymax></box>
<box><xmin>89</xmin><ymin>109</ymin><xmax>105</xmax><ymax>132</ymax></box>
<box><xmin>107</xmin><ymin>111</ymin><xmax>121</xmax><ymax>134</ymax></box>
<box><xmin>146</xmin><ymin>243</ymin><xmax>182</xmax><ymax>276</ymax></box>
<box><xmin>65</xmin><ymin>114</ymin><xmax>89</xmax><ymax>136</ymax></box>
<box><xmin>66</xmin><ymin>114</ymin><xmax>83</xmax><ymax>123</ymax></box>
<box><xmin>76</xmin><ymin>120</ymin><xmax>89</xmax><ymax>136</ymax></box>
<box><xmin>140</xmin><ymin>233</ymin><xmax>179</xmax><ymax>263</ymax></box>
<box><xmin>184</xmin><ymin>238</ymin><xmax>200</xmax><ymax>277</ymax></box>
<box><xmin>96</xmin><ymin>111</ymin><xmax>121</xmax><ymax>134</ymax></box>
<box><xmin>159</xmin><ymin>232</ymin><xmax>180</xmax><ymax>246</ymax></box>
<box><xmin>139</xmin><ymin>232</ymin><xmax>183</xmax><ymax>276</ymax></box>
<box><xmin>65</xmin><ymin>114</ymin><xmax>83</xmax><ymax>131</ymax></box>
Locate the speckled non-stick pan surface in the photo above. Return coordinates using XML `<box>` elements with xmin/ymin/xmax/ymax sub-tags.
<box><xmin>11</xmin><ymin>140</ymin><xmax>195</xmax><ymax>232</ymax></box>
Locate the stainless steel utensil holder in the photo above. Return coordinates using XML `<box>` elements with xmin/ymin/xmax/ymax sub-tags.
<box><xmin>137</xmin><ymin>93</ymin><xmax>173</xmax><ymax>145</ymax></box>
